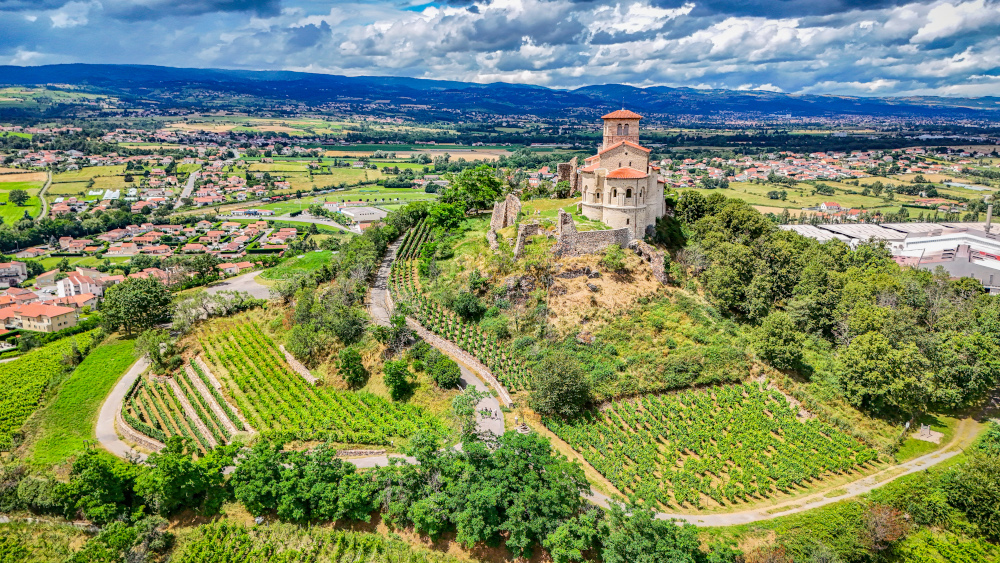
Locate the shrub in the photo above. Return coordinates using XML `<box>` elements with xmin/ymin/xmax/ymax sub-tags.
<box><xmin>529</xmin><ymin>350</ymin><xmax>591</xmax><ymax>418</ymax></box>
<box><xmin>383</xmin><ymin>360</ymin><xmax>411</xmax><ymax>401</ymax></box>
<box><xmin>754</xmin><ymin>312</ymin><xmax>804</xmax><ymax>370</ymax></box>
<box><xmin>431</xmin><ymin>357</ymin><xmax>461</xmax><ymax>389</ymax></box>
<box><xmin>451</xmin><ymin>291</ymin><xmax>485</xmax><ymax>320</ymax></box>
<box><xmin>599</xmin><ymin>244</ymin><xmax>627</xmax><ymax>273</ymax></box>
<box><xmin>338</xmin><ymin>347</ymin><xmax>368</xmax><ymax>387</ymax></box>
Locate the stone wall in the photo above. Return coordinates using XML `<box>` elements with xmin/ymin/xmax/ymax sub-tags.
<box><xmin>489</xmin><ymin>194</ymin><xmax>521</xmax><ymax>231</ymax></box>
<box><xmin>551</xmin><ymin>212</ymin><xmax>632</xmax><ymax>258</ymax></box>
<box><xmin>513</xmin><ymin>222</ymin><xmax>541</xmax><ymax>259</ymax></box>
<box><xmin>628</xmin><ymin>240</ymin><xmax>669</xmax><ymax>284</ymax></box>
<box><xmin>115</xmin><ymin>408</ymin><xmax>165</xmax><ymax>453</ymax></box>
<box><xmin>486</xmin><ymin>228</ymin><xmax>499</xmax><ymax>251</ymax></box>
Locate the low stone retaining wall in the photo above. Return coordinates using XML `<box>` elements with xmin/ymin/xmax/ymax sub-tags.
<box><xmin>279</xmin><ymin>345</ymin><xmax>319</xmax><ymax>384</ymax></box>
<box><xmin>115</xmin><ymin>408</ymin><xmax>165</xmax><ymax>453</ymax></box>
<box><xmin>337</xmin><ymin>449</ymin><xmax>386</xmax><ymax>457</ymax></box>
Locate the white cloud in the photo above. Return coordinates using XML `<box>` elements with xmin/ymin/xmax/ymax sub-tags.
<box><xmin>48</xmin><ymin>1</ymin><xmax>96</xmax><ymax>28</ymax></box>
<box><xmin>911</xmin><ymin>0</ymin><xmax>1000</xmax><ymax>44</ymax></box>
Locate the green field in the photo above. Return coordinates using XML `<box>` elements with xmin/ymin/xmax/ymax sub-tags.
<box><xmin>26</xmin><ymin>338</ymin><xmax>136</xmax><ymax>465</ymax></box>
<box><xmin>0</xmin><ymin>332</ymin><xmax>96</xmax><ymax>451</ymax></box>
<box><xmin>51</xmin><ymin>165</ymin><xmax>125</xmax><ymax>183</ymax></box>
<box><xmin>259</xmin><ymin>250</ymin><xmax>332</xmax><ymax>281</ymax></box>
<box><xmin>0</xmin><ymin>180</ymin><xmax>42</xmax><ymax>223</ymax></box>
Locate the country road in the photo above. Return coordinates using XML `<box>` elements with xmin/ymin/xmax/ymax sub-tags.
<box><xmin>95</xmin><ymin>357</ymin><xmax>151</xmax><ymax>462</ymax></box>
<box><xmin>35</xmin><ymin>170</ymin><xmax>51</xmax><ymax>222</ymax></box>
<box><xmin>174</xmin><ymin>171</ymin><xmax>199</xmax><ymax>209</ymax></box>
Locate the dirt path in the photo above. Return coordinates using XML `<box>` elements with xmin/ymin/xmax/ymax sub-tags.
<box><xmin>35</xmin><ymin>171</ymin><xmax>51</xmax><ymax>222</ymax></box>
<box><xmin>369</xmin><ymin>241</ymin><xmax>507</xmax><ymax>437</ymax></box>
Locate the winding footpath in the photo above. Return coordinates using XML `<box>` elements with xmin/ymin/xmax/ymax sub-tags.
<box><xmin>94</xmin><ymin>241</ymin><xmax>976</xmax><ymax>527</ymax></box>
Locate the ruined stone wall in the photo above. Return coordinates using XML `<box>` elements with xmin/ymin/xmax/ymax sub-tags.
<box><xmin>551</xmin><ymin>212</ymin><xmax>632</xmax><ymax>257</ymax></box>
<box><xmin>489</xmin><ymin>194</ymin><xmax>521</xmax><ymax>231</ymax></box>
<box><xmin>628</xmin><ymin>240</ymin><xmax>669</xmax><ymax>284</ymax></box>
<box><xmin>513</xmin><ymin>223</ymin><xmax>541</xmax><ymax>259</ymax></box>
<box><xmin>486</xmin><ymin>229</ymin><xmax>499</xmax><ymax>251</ymax></box>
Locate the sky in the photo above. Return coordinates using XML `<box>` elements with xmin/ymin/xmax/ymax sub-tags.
<box><xmin>1</xmin><ymin>0</ymin><xmax>999</xmax><ymax>97</ymax></box>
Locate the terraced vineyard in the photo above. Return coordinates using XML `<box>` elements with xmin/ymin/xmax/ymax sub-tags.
<box><xmin>390</xmin><ymin>222</ymin><xmax>532</xmax><ymax>391</ymax></box>
<box><xmin>122</xmin><ymin>376</ymin><xmax>213</xmax><ymax>453</ymax></box>
<box><xmin>545</xmin><ymin>383</ymin><xmax>879</xmax><ymax>509</ymax></box>
<box><xmin>0</xmin><ymin>332</ymin><xmax>95</xmax><ymax>450</ymax></box>
<box><xmin>199</xmin><ymin>320</ymin><xmax>443</xmax><ymax>445</ymax></box>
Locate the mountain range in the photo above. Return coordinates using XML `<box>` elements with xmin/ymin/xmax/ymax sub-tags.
<box><xmin>1</xmin><ymin>63</ymin><xmax>999</xmax><ymax>119</ymax></box>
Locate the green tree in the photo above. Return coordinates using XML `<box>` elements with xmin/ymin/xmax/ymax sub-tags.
<box><xmin>7</xmin><ymin>188</ymin><xmax>28</xmax><ymax>207</ymax></box>
<box><xmin>60</xmin><ymin>450</ymin><xmax>138</xmax><ymax>525</ymax></box>
<box><xmin>427</xmin><ymin>202</ymin><xmax>465</xmax><ymax>230</ymax></box>
<box><xmin>840</xmin><ymin>332</ymin><xmax>929</xmax><ymax>416</ymax></box>
<box><xmin>338</xmin><ymin>346</ymin><xmax>368</xmax><ymax>387</ymax></box>
<box><xmin>530</xmin><ymin>350</ymin><xmax>591</xmax><ymax>418</ymax></box>
<box><xmin>101</xmin><ymin>277</ymin><xmax>173</xmax><ymax>337</ymax></box>
<box><xmin>383</xmin><ymin>359</ymin><xmax>411</xmax><ymax>401</ymax></box>
<box><xmin>135</xmin><ymin>437</ymin><xmax>231</xmax><ymax>516</ymax></box>
<box><xmin>599</xmin><ymin>502</ymin><xmax>702</xmax><ymax>563</ymax></box>
<box><xmin>542</xmin><ymin>508</ymin><xmax>602</xmax><ymax>563</ymax></box>
<box><xmin>441</xmin><ymin>165</ymin><xmax>502</xmax><ymax>214</ymax></box>
<box><xmin>754</xmin><ymin>311</ymin><xmax>804</xmax><ymax>370</ymax></box>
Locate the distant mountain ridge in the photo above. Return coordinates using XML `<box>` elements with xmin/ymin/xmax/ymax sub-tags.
<box><xmin>1</xmin><ymin>63</ymin><xmax>998</xmax><ymax>119</ymax></box>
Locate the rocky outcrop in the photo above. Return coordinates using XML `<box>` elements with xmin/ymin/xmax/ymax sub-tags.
<box><xmin>628</xmin><ymin>240</ymin><xmax>669</xmax><ymax>284</ymax></box>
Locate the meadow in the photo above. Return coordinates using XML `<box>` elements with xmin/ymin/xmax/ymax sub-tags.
<box><xmin>0</xmin><ymin>180</ymin><xmax>42</xmax><ymax>223</ymax></box>
<box><xmin>259</xmin><ymin>250</ymin><xmax>333</xmax><ymax>281</ymax></box>
<box><xmin>25</xmin><ymin>338</ymin><xmax>136</xmax><ymax>465</ymax></box>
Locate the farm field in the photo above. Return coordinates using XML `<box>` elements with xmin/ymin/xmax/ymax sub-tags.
<box><xmin>25</xmin><ymin>338</ymin><xmax>136</xmax><ymax>465</ymax></box>
<box><xmin>33</xmin><ymin>255</ymin><xmax>129</xmax><ymax>273</ymax></box>
<box><xmin>545</xmin><ymin>383</ymin><xmax>878</xmax><ymax>511</ymax></box>
<box><xmin>0</xmin><ymin>332</ymin><xmax>96</xmax><ymax>451</ymax></box>
<box><xmin>197</xmin><ymin>319</ymin><xmax>444</xmax><ymax>446</ymax></box>
<box><xmin>51</xmin><ymin>165</ymin><xmax>124</xmax><ymax>183</ymax></box>
<box><xmin>725</xmin><ymin>181</ymin><xmax>901</xmax><ymax>210</ymax></box>
<box><xmin>0</xmin><ymin>171</ymin><xmax>46</xmax><ymax>183</ymax></box>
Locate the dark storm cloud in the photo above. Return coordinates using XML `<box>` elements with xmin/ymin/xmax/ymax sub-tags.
<box><xmin>285</xmin><ymin>21</ymin><xmax>332</xmax><ymax>51</ymax></box>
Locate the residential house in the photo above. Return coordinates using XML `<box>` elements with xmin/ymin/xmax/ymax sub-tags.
<box><xmin>51</xmin><ymin>293</ymin><xmax>98</xmax><ymax>310</ymax></box>
<box><xmin>105</xmin><ymin>243</ymin><xmax>140</xmax><ymax>257</ymax></box>
<box><xmin>12</xmin><ymin>303</ymin><xmax>78</xmax><ymax>333</ymax></box>
<box><xmin>57</xmin><ymin>272</ymin><xmax>102</xmax><ymax>298</ymax></box>
<box><xmin>0</xmin><ymin>262</ymin><xmax>28</xmax><ymax>288</ymax></box>
<box><xmin>218</xmin><ymin>262</ymin><xmax>239</xmax><ymax>275</ymax></box>
<box><xmin>36</xmin><ymin>269</ymin><xmax>60</xmax><ymax>287</ymax></box>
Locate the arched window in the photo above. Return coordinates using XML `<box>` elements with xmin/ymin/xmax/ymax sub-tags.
<box><xmin>626</xmin><ymin>218</ymin><xmax>630</xmax><ymax>225</ymax></box>
<box><xmin>613</xmin><ymin>189</ymin><xmax>617</xmax><ymax>197</ymax></box>
<box><xmin>626</xmin><ymin>188</ymin><xmax>632</xmax><ymax>198</ymax></box>
<box><xmin>617</xmin><ymin>123</ymin><xmax>622</xmax><ymax>135</ymax></box>
<box><xmin>623</xmin><ymin>124</ymin><xmax>629</xmax><ymax>135</ymax></box>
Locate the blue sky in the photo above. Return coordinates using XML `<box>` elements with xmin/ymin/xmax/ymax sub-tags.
<box><xmin>1</xmin><ymin>0</ymin><xmax>999</xmax><ymax>96</ymax></box>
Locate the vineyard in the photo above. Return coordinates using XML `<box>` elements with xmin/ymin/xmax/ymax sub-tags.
<box><xmin>172</xmin><ymin>522</ymin><xmax>463</xmax><ymax>563</ymax></box>
<box><xmin>544</xmin><ymin>383</ymin><xmax>879</xmax><ymax>510</ymax></box>
<box><xmin>122</xmin><ymin>374</ymin><xmax>214</xmax><ymax>453</ymax></box>
<box><xmin>390</xmin><ymin>221</ymin><xmax>532</xmax><ymax>391</ymax></box>
<box><xmin>0</xmin><ymin>331</ymin><xmax>95</xmax><ymax>450</ymax></box>
<box><xmin>198</xmin><ymin>320</ymin><xmax>444</xmax><ymax>445</ymax></box>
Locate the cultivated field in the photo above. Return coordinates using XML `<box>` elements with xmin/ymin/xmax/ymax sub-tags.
<box><xmin>545</xmin><ymin>383</ymin><xmax>878</xmax><ymax>510</ymax></box>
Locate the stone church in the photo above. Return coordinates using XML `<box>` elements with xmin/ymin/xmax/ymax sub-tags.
<box><xmin>578</xmin><ymin>109</ymin><xmax>665</xmax><ymax>239</ymax></box>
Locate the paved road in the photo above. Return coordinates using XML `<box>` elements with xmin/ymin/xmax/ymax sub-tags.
<box><xmin>205</xmin><ymin>270</ymin><xmax>271</xmax><ymax>299</ymax></box>
<box><xmin>174</xmin><ymin>171</ymin><xmax>199</xmax><ymax>209</ymax></box>
<box><xmin>275</xmin><ymin>212</ymin><xmax>354</xmax><ymax>233</ymax></box>
<box><xmin>369</xmin><ymin>242</ymin><xmax>506</xmax><ymax>437</ymax></box>
<box><xmin>95</xmin><ymin>357</ymin><xmax>150</xmax><ymax>462</ymax></box>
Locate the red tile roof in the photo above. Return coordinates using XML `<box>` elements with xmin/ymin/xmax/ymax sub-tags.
<box><xmin>15</xmin><ymin>303</ymin><xmax>76</xmax><ymax>318</ymax></box>
<box><xmin>606</xmin><ymin>167</ymin><xmax>649</xmax><ymax>179</ymax></box>
<box><xmin>602</xmin><ymin>109</ymin><xmax>643</xmax><ymax>119</ymax></box>
<box><xmin>598</xmin><ymin>140</ymin><xmax>651</xmax><ymax>156</ymax></box>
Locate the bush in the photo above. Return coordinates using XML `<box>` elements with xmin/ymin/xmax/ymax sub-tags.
<box><xmin>431</xmin><ymin>356</ymin><xmax>461</xmax><ymax>389</ymax></box>
<box><xmin>451</xmin><ymin>291</ymin><xmax>485</xmax><ymax>320</ymax></box>
<box><xmin>599</xmin><ymin>244</ymin><xmax>627</xmax><ymax>273</ymax></box>
<box><xmin>383</xmin><ymin>360</ymin><xmax>411</xmax><ymax>401</ymax></box>
<box><xmin>338</xmin><ymin>347</ymin><xmax>368</xmax><ymax>387</ymax></box>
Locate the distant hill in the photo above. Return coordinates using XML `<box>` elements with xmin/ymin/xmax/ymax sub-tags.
<box><xmin>1</xmin><ymin>63</ymin><xmax>998</xmax><ymax>119</ymax></box>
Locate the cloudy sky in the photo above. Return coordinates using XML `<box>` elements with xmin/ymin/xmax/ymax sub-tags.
<box><xmin>1</xmin><ymin>0</ymin><xmax>998</xmax><ymax>97</ymax></box>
